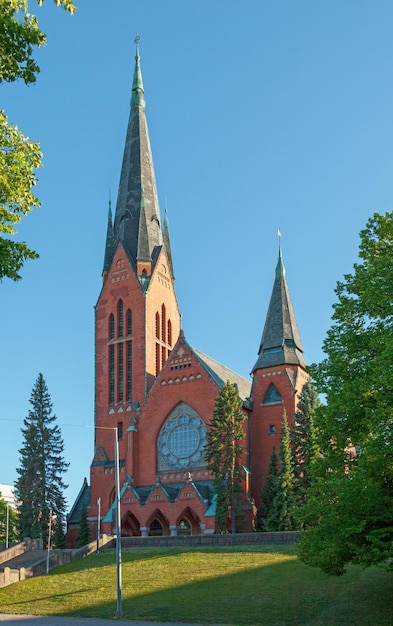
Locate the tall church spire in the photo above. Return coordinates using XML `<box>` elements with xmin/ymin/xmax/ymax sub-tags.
<box><xmin>111</xmin><ymin>37</ymin><xmax>163</xmax><ymax>270</ymax></box>
<box><xmin>253</xmin><ymin>244</ymin><xmax>306</xmax><ymax>371</ymax></box>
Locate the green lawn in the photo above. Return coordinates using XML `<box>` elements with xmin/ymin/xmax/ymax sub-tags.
<box><xmin>0</xmin><ymin>545</ymin><xmax>392</xmax><ymax>624</ymax></box>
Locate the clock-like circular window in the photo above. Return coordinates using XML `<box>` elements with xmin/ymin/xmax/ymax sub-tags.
<box><xmin>158</xmin><ymin>413</ymin><xmax>207</xmax><ymax>470</ymax></box>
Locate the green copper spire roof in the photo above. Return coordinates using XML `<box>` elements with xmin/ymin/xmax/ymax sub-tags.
<box><xmin>252</xmin><ymin>245</ymin><xmax>306</xmax><ymax>371</ymax></box>
<box><xmin>163</xmin><ymin>206</ymin><xmax>175</xmax><ymax>280</ymax></box>
<box><xmin>103</xmin><ymin>196</ymin><xmax>115</xmax><ymax>273</ymax></box>
<box><xmin>110</xmin><ymin>38</ymin><xmax>163</xmax><ymax>270</ymax></box>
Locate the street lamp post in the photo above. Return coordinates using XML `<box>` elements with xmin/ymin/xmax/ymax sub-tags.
<box><xmin>95</xmin><ymin>425</ymin><xmax>122</xmax><ymax>617</ymax></box>
<box><xmin>114</xmin><ymin>426</ymin><xmax>122</xmax><ymax>618</ymax></box>
<box><xmin>5</xmin><ymin>504</ymin><xmax>9</xmax><ymax>550</ymax></box>
<box><xmin>46</xmin><ymin>509</ymin><xmax>56</xmax><ymax>574</ymax></box>
<box><xmin>96</xmin><ymin>497</ymin><xmax>101</xmax><ymax>553</ymax></box>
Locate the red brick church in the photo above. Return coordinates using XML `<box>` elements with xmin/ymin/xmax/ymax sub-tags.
<box><xmin>66</xmin><ymin>44</ymin><xmax>308</xmax><ymax>544</ymax></box>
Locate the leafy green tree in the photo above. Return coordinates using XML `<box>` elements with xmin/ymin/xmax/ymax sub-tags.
<box><xmin>206</xmin><ymin>381</ymin><xmax>247</xmax><ymax>533</ymax></box>
<box><xmin>0</xmin><ymin>1</ymin><xmax>76</xmax><ymax>85</ymax></box>
<box><xmin>0</xmin><ymin>111</ymin><xmax>41</xmax><ymax>280</ymax></box>
<box><xmin>0</xmin><ymin>497</ymin><xmax>18</xmax><ymax>543</ymax></box>
<box><xmin>76</xmin><ymin>502</ymin><xmax>91</xmax><ymax>548</ymax></box>
<box><xmin>0</xmin><ymin>0</ymin><xmax>75</xmax><ymax>281</ymax></box>
<box><xmin>15</xmin><ymin>373</ymin><xmax>69</xmax><ymax>542</ymax></box>
<box><xmin>298</xmin><ymin>211</ymin><xmax>393</xmax><ymax>575</ymax></box>
<box><xmin>291</xmin><ymin>381</ymin><xmax>320</xmax><ymax>506</ymax></box>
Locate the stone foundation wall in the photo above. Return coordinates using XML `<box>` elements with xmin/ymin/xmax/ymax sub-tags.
<box><xmin>121</xmin><ymin>531</ymin><xmax>300</xmax><ymax>548</ymax></box>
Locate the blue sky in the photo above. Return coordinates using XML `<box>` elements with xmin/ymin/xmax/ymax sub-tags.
<box><xmin>1</xmin><ymin>0</ymin><xmax>393</xmax><ymax>508</ymax></box>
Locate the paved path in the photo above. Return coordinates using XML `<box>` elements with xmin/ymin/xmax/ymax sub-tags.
<box><xmin>0</xmin><ymin>616</ymin><xmax>208</xmax><ymax>626</ymax></box>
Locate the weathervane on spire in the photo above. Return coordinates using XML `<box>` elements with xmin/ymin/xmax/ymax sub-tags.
<box><xmin>134</xmin><ymin>33</ymin><xmax>141</xmax><ymax>53</ymax></box>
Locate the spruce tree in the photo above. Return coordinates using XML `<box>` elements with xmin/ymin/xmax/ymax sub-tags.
<box><xmin>291</xmin><ymin>381</ymin><xmax>320</xmax><ymax>506</ymax></box>
<box><xmin>278</xmin><ymin>410</ymin><xmax>295</xmax><ymax>530</ymax></box>
<box><xmin>258</xmin><ymin>447</ymin><xmax>281</xmax><ymax>531</ymax></box>
<box><xmin>15</xmin><ymin>373</ymin><xmax>69</xmax><ymax>542</ymax></box>
<box><xmin>259</xmin><ymin>411</ymin><xmax>295</xmax><ymax>531</ymax></box>
<box><xmin>53</xmin><ymin>518</ymin><xmax>67</xmax><ymax>549</ymax></box>
<box><xmin>206</xmin><ymin>381</ymin><xmax>247</xmax><ymax>533</ymax></box>
<box><xmin>76</xmin><ymin>502</ymin><xmax>91</xmax><ymax>547</ymax></box>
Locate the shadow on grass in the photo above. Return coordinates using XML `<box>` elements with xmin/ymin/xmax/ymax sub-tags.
<box><xmin>0</xmin><ymin>547</ymin><xmax>392</xmax><ymax>625</ymax></box>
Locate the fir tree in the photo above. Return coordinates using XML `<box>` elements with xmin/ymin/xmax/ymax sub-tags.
<box><xmin>206</xmin><ymin>381</ymin><xmax>247</xmax><ymax>533</ymax></box>
<box><xmin>76</xmin><ymin>502</ymin><xmax>91</xmax><ymax>547</ymax></box>
<box><xmin>53</xmin><ymin>517</ymin><xmax>67</xmax><ymax>549</ymax></box>
<box><xmin>291</xmin><ymin>381</ymin><xmax>320</xmax><ymax>506</ymax></box>
<box><xmin>278</xmin><ymin>410</ymin><xmax>295</xmax><ymax>530</ymax></box>
<box><xmin>259</xmin><ymin>411</ymin><xmax>295</xmax><ymax>531</ymax></box>
<box><xmin>15</xmin><ymin>373</ymin><xmax>69</xmax><ymax>542</ymax></box>
<box><xmin>258</xmin><ymin>447</ymin><xmax>281</xmax><ymax>531</ymax></box>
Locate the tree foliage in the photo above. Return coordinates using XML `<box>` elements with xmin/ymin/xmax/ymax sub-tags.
<box><xmin>206</xmin><ymin>381</ymin><xmax>247</xmax><ymax>533</ymax></box>
<box><xmin>0</xmin><ymin>496</ymin><xmax>18</xmax><ymax>543</ymax></box>
<box><xmin>298</xmin><ymin>212</ymin><xmax>393</xmax><ymax>575</ymax></box>
<box><xmin>258</xmin><ymin>411</ymin><xmax>296</xmax><ymax>531</ymax></box>
<box><xmin>0</xmin><ymin>0</ymin><xmax>75</xmax><ymax>281</ymax></box>
<box><xmin>0</xmin><ymin>1</ymin><xmax>76</xmax><ymax>85</ymax></box>
<box><xmin>258</xmin><ymin>447</ymin><xmax>281</xmax><ymax>531</ymax></box>
<box><xmin>0</xmin><ymin>110</ymin><xmax>41</xmax><ymax>280</ymax></box>
<box><xmin>76</xmin><ymin>502</ymin><xmax>90</xmax><ymax>548</ymax></box>
<box><xmin>15</xmin><ymin>373</ymin><xmax>69</xmax><ymax>542</ymax></box>
<box><xmin>291</xmin><ymin>381</ymin><xmax>320</xmax><ymax>506</ymax></box>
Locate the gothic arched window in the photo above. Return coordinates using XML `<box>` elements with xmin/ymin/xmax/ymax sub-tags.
<box><xmin>118</xmin><ymin>300</ymin><xmax>123</xmax><ymax>338</ymax></box>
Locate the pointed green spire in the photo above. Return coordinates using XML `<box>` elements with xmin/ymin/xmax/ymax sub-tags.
<box><xmin>103</xmin><ymin>195</ymin><xmax>115</xmax><ymax>274</ymax></box>
<box><xmin>112</xmin><ymin>36</ymin><xmax>163</xmax><ymax>270</ymax></box>
<box><xmin>253</xmin><ymin>239</ymin><xmax>306</xmax><ymax>371</ymax></box>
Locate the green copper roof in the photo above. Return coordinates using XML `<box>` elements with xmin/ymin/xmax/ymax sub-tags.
<box><xmin>252</xmin><ymin>247</ymin><xmax>306</xmax><ymax>371</ymax></box>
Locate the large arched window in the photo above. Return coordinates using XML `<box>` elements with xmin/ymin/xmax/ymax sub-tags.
<box><xmin>127</xmin><ymin>340</ymin><xmax>132</xmax><ymax>400</ymax></box>
<box><xmin>109</xmin><ymin>314</ymin><xmax>115</xmax><ymax>340</ymax></box>
<box><xmin>109</xmin><ymin>345</ymin><xmax>115</xmax><ymax>403</ymax></box>
<box><xmin>127</xmin><ymin>309</ymin><xmax>132</xmax><ymax>336</ymax></box>
<box><xmin>118</xmin><ymin>300</ymin><xmax>123</xmax><ymax>338</ymax></box>
<box><xmin>117</xmin><ymin>343</ymin><xmax>123</xmax><ymax>402</ymax></box>
<box><xmin>161</xmin><ymin>304</ymin><xmax>166</xmax><ymax>343</ymax></box>
<box><xmin>167</xmin><ymin>319</ymin><xmax>172</xmax><ymax>347</ymax></box>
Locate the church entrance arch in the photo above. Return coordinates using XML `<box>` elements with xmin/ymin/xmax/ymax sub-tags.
<box><xmin>147</xmin><ymin>510</ymin><xmax>170</xmax><ymax>536</ymax></box>
<box><xmin>122</xmin><ymin>512</ymin><xmax>141</xmax><ymax>536</ymax></box>
<box><xmin>176</xmin><ymin>507</ymin><xmax>200</xmax><ymax>536</ymax></box>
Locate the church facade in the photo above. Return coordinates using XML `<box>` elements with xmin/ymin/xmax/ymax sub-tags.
<box><xmin>67</xmin><ymin>45</ymin><xmax>308</xmax><ymax>544</ymax></box>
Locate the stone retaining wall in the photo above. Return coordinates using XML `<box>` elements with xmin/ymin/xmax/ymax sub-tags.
<box><xmin>121</xmin><ymin>531</ymin><xmax>301</xmax><ymax>548</ymax></box>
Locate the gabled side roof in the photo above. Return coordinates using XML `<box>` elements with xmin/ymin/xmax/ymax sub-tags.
<box><xmin>192</xmin><ymin>347</ymin><xmax>251</xmax><ymax>402</ymax></box>
<box><xmin>67</xmin><ymin>478</ymin><xmax>90</xmax><ymax>524</ymax></box>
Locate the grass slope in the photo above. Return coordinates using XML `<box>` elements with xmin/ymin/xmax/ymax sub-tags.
<box><xmin>0</xmin><ymin>545</ymin><xmax>392</xmax><ymax>625</ymax></box>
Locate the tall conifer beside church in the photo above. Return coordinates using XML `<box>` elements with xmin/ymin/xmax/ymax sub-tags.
<box><xmin>67</xmin><ymin>43</ymin><xmax>308</xmax><ymax>544</ymax></box>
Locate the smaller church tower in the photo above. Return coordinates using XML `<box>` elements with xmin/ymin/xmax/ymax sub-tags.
<box><xmin>249</xmin><ymin>243</ymin><xmax>309</xmax><ymax>505</ymax></box>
